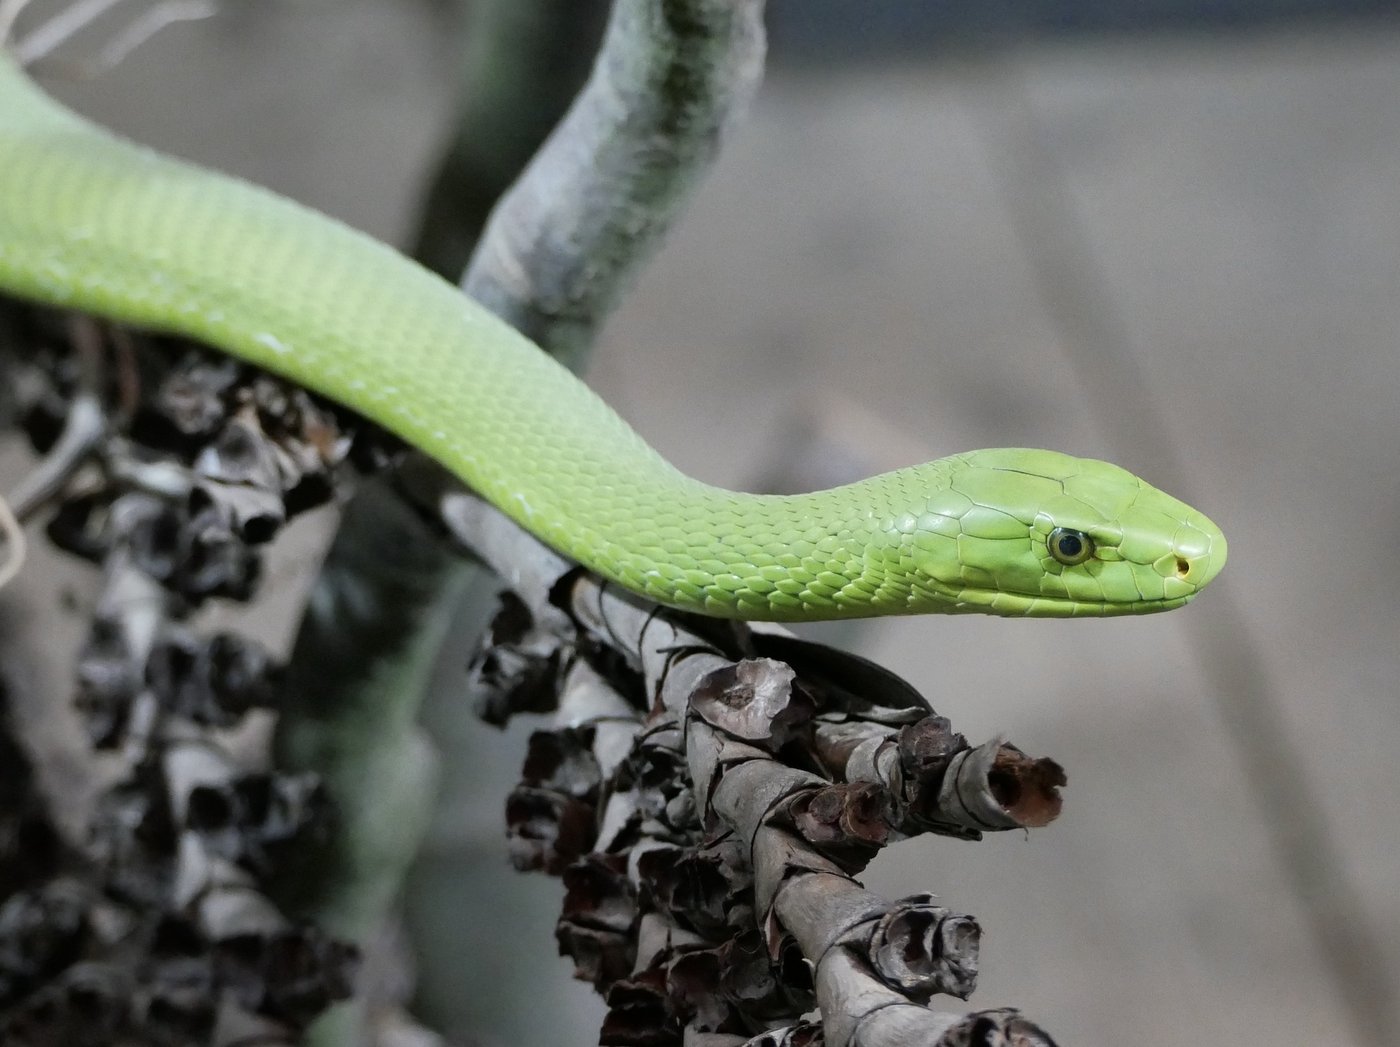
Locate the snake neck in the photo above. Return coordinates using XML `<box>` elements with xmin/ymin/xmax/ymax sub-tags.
<box><xmin>559</xmin><ymin>462</ymin><xmax>961</xmax><ymax>621</ymax></box>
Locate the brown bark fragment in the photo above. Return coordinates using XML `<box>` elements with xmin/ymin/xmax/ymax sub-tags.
<box><xmin>690</xmin><ymin>659</ymin><xmax>816</xmax><ymax>748</ymax></box>
<box><xmin>505</xmin><ymin>787</ymin><xmax>596</xmax><ymax>874</ymax></box>
<box><xmin>869</xmin><ymin>895</ymin><xmax>980</xmax><ymax>1002</ymax></box>
<box><xmin>557</xmin><ymin>854</ymin><xmax>637</xmax><ymax>989</ymax></box>
<box><xmin>988</xmin><ymin>746</ymin><xmax>1066</xmax><ymax>829</ymax></box>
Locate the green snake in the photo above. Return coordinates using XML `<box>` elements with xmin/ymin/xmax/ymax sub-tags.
<box><xmin>0</xmin><ymin>54</ymin><xmax>1225</xmax><ymax>621</ymax></box>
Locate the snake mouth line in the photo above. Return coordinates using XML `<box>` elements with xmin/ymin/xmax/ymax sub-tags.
<box><xmin>946</xmin><ymin>584</ymin><xmax>1197</xmax><ymax>617</ymax></box>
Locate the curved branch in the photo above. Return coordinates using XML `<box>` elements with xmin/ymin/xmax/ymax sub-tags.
<box><xmin>462</xmin><ymin>0</ymin><xmax>767</xmax><ymax>369</ymax></box>
<box><xmin>410</xmin><ymin>0</ymin><xmax>608</xmax><ymax>279</ymax></box>
<box><xmin>0</xmin><ymin>493</ymin><xmax>24</xmax><ymax>591</ymax></box>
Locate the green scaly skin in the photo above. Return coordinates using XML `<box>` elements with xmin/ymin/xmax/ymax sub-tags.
<box><xmin>0</xmin><ymin>56</ymin><xmax>1226</xmax><ymax>620</ymax></box>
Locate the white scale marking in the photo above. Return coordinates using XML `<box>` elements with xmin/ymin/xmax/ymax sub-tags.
<box><xmin>254</xmin><ymin>331</ymin><xmax>290</xmax><ymax>355</ymax></box>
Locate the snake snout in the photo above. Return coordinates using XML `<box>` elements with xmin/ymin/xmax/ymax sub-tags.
<box><xmin>1173</xmin><ymin>522</ymin><xmax>1227</xmax><ymax>594</ymax></box>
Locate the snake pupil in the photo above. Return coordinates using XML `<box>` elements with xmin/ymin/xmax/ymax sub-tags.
<box><xmin>1049</xmin><ymin>527</ymin><xmax>1093</xmax><ymax>566</ymax></box>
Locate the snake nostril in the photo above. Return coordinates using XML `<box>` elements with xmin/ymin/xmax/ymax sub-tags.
<box><xmin>1175</xmin><ymin>558</ymin><xmax>1190</xmax><ymax>578</ymax></box>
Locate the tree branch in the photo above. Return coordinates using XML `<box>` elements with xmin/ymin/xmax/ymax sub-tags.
<box><xmin>462</xmin><ymin>0</ymin><xmax>767</xmax><ymax>368</ymax></box>
<box><xmin>410</xmin><ymin>0</ymin><xmax>608</xmax><ymax>280</ymax></box>
<box><xmin>426</xmin><ymin>484</ymin><xmax>1063</xmax><ymax>1045</ymax></box>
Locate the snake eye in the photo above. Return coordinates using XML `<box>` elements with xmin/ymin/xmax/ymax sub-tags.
<box><xmin>1048</xmin><ymin>527</ymin><xmax>1094</xmax><ymax>566</ymax></box>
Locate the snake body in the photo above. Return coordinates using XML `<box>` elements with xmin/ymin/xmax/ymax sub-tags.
<box><xmin>0</xmin><ymin>56</ymin><xmax>1225</xmax><ymax>620</ymax></box>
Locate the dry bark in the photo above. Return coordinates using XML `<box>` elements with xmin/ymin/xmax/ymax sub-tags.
<box><xmin>424</xmin><ymin>488</ymin><xmax>1064</xmax><ymax>1046</ymax></box>
<box><xmin>0</xmin><ymin>311</ymin><xmax>367</xmax><ymax>1044</ymax></box>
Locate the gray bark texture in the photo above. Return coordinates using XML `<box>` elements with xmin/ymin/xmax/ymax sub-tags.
<box><xmin>462</xmin><ymin>0</ymin><xmax>767</xmax><ymax>369</ymax></box>
<box><xmin>410</xmin><ymin>0</ymin><xmax>608</xmax><ymax>280</ymax></box>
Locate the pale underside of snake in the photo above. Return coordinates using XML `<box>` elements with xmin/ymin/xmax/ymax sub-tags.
<box><xmin>0</xmin><ymin>54</ymin><xmax>1226</xmax><ymax>621</ymax></box>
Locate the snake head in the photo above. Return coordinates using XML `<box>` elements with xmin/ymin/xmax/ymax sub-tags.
<box><xmin>902</xmin><ymin>448</ymin><xmax>1227</xmax><ymax>617</ymax></box>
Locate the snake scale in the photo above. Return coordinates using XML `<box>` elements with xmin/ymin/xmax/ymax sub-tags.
<box><xmin>0</xmin><ymin>53</ymin><xmax>1225</xmax><ymax>621</ymax></box>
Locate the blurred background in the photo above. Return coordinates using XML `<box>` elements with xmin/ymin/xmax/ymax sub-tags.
<box><xmin>3</xmin><ymin>0</ymin><xmax>1399</xmax><ymax>1044</ymax></box>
